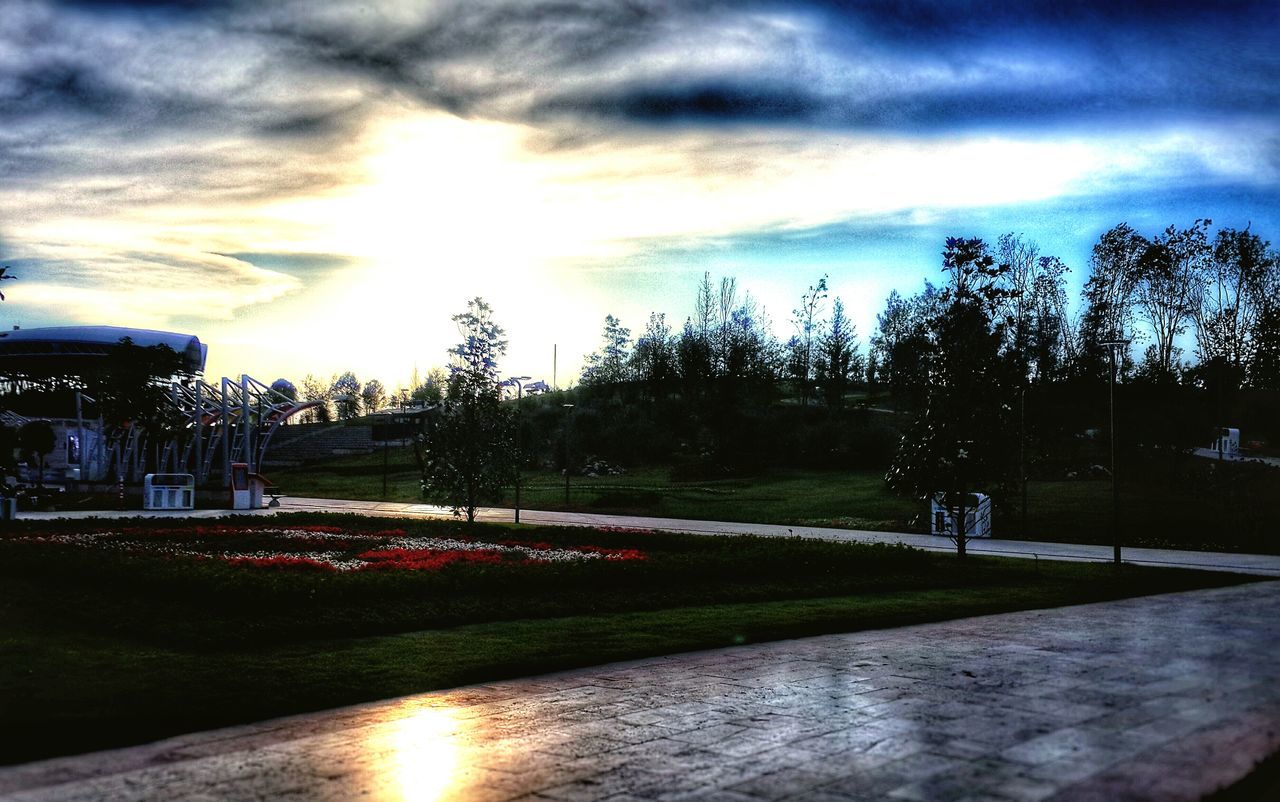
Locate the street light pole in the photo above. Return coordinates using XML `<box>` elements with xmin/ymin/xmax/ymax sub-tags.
<box><xmin>507</xmin><ymin>376</ymin><xmax>531</xmax><ymax>524</ymax></box>
<box><xmin>1101</xmin><ymin>339</ymin><xmax>1130</xmax><ymax>566</ymax></box>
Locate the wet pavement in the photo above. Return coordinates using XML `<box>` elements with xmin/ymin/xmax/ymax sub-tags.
<box><xmin>2</xmin><ymin>581</ymin><xmax>1277</xmax><ymax>801</ymax></box>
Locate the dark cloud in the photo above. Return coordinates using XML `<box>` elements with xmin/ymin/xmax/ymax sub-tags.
<box><xmin>541</xmin><ymin>82</ymin><xmax>821</xmax><ymax>124</ymax></box>
<box><xmin>218</xmin><ymin>0</ymin><xmax>1278</xmax><ymax>138</ymax></box>
<box><xmin>518</xmin><ymin>0</ymin><xmax>1280</xmax><ymax>132</ymax></box>
<box><xmin>4</xmin><ymin>60</ymin><xmax>129</xmax><ymax>117</ymax></box>
<box><xmin>0</xmin><ymin>0</ymin><xmax>372</xmax><ymax>211</ymax></box>
<box><xmin>254</xmin><ymin>1</ymin><xmax>677</xmax><ymax>119</ymax></box>
<box><xmin>1</xmin><ymin>0</ymin><xmax>1274</xmax><ymax>226</ymax></box>
<box><xmin>814</xmin><ymin>1</ymin><xmax>1276</xmax><ymax>39</ymax></box>
<box><xmin>6</xmin><ymin>0</ymin><xmax>1273</xmax><ymax>179</ymax></box>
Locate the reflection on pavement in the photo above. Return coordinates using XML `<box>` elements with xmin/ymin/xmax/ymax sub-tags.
<box><xmin>380</xmin><ymin>704</ymin><xmax>467</xmax><ymax>802</ymax></box>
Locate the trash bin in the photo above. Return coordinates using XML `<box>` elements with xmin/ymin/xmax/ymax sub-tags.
<box><xmin>931</xmin><ymin>492</ymin><xmax>992</xmax><ymax>538</ymax></box>
<box><xmin>143</xmin><ymin>473</ymin><xmax>195</xmax><ymax>510</ymax></box>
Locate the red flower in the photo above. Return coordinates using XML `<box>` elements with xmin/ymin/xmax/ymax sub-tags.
<box><xmin>356</xmin><ymin>548</ymin><xmax>508</xmax><ymax>571</ymax></box>
<box><xmin>226</xmin><ymin>556</ymin><xmax>337</xmax><ymax>572</ymax></box>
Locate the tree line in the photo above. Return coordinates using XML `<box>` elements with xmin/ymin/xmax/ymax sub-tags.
<box><xmin>579</xmin><ymin>272</ymin><xmax>865</xmax><ymax>411</ymax></box>
<box><xmin>293</xmin><ymin>372</ymin><xmax>391</xmax><ymax>423</ymax></box>
<box><xmin>298</xmin><ymin>221</ymin><xmax>1280</xmax><ymax>535</ymax></box>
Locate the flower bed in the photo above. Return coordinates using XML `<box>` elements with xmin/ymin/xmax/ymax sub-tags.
<box><xmin>6</xmin><ymin>524</ymin><xmax>647</xmax><ymax>573</ymax></box>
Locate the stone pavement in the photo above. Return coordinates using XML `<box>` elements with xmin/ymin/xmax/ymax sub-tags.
<box><xmin>27</xmin><ymin>496</ymin><xmax>1280</xmax><ymax>576</ymax></box>
<box><xmin>3</xmin><ymin>582</ymin><xmax>1278</xmax><ymax>801</ymax></box>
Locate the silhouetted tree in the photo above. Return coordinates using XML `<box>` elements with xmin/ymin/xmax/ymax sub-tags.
<box><xmin>361</xmin><ymin>379</ymin><xmax>387</xmax><ymax>413</ymax></box>
<box><xmin>421</xmin><ymin>301</ymin><xmax>515</xmax><ymax>522</ymax></box>
<box><xmin>790</xmin><ymin>275</ymin><xmax>828</xmax><ymax>405</ymax></box>
<box><xmin>1132</xmin><ymin>219</ymin><xmax>1211</xmax><ymax>380</ymax></box>
<box><xmin>84</xmin><ymin>339</ymin><xmax>185</xmax><ymax>429</ymax></box>
<box><xmin>630</xmin><ymin>312</ymin><xmax>675</xmax><ymax>397</ymax></box>
<box><xmin>994</xmin><ymin>233</ymin><xmax>1073</xmax><ymax>384</ymax></box>
<box><xmin>330</xmin><ymin>371</ymin><xmax>362</xmax><ymax>420</ymax></box>
<box><xmin>870</xmin><ymin>286</ymin><xmax>939</xmax><ymax>411</ymax></box>
<box><xmin>581</xmin><ymin>314</ymin><xmax>632</xmax><ymax>386</ymax></box>
<box><xmin>411</xmin><ymin>367</ymin><xmax>448</xmax><ymax>405</ymax></box>
<box><xmin>1078</xmin><ymin>223</ymin><xmax>1145</xmax><ymax>379</ymax></box>
<box><xmin>1196</xmin><ymin>227</ymin><xmax>1275</xmax><ymax>393</ymax></box>
<box><xmin>887</xmin><ymin>238</ymin><xmax>1016</xmax><ymax>558</ymax></box>
<box><xmin>815</xmin><ymin>297</ymin><xmax>862</xmax><ymax>409</ymax></box>
<box><xmin>300</xmin><ymin>374</ymin><xmax>333</xmax><ymax>423</ymax></box>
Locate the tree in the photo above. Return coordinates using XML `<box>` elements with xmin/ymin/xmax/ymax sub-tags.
<box><xmin>411</xmin><ymin>367</ymin><xmax>448</xmax><ymax>405</ymax></box>
<box><xmin>1195</xmin><ymin>227</ymin><xmax>1274</xmax><ymax>392</ymax></box>
<box><xmin>0</xmin><ymin>266</ymin><xmax>14</xmax><ymax>301</ymax></box>
<box><xmin>887</xmin><ymin>238</ymin><xmax>1016</xmax><ymax>558</ymax></box>
<box><xmin>83</xmin><ymin>338</ymin><xmax>191</xmax><ymax>471</ymax></box>
<box><xmin>330</xmin><ymin>372</ymin><xmax>362</xmax><ymax>420</ymax></box>
<box><xmin>1078</xmin><ymin>224</ymin><xmax>1145</xmax><ymax>379</ymax></box>
<box><xmin>448</xmin><ymin>297</ymin><xmax>507</xmax><ymax>382</ymax></box>
<box><xmin>1132</xmin><ymin>220</ymin><xmax>1211</xmax><ymax>380</ymax></box>
<box><xmin>300</xmin><ymin>374</ymin><xmax>333</xmax><ymax>423</ymax></box>
<box><xmin>1251</xmin><ymin>303</ymin><xmax>1280</xmax><ymax>390</ymax></box>
<box><xmin>1244</xmin><ymin>234</ymin><xmax>1280</xmax><ymax>389</ymax></box>
<box><xmin>815</xmin><ymin>298</ymin><xmax>862</xmax><ymax>409</ymax></box>
<box><xmin>271</xmin><ymin>379</ymin><xmax>298</xmax><ymax>403</ymax></box>
<box><xmin>361</xmin><ymin>379</ymin><xmax>387</xmax><ymax>413</ymax></box>
<box><xmin>994</xmin><ymin>234</ymin><xmax>1073</xmax><ymax>384</ymax></box>
<box><xmin>676</xmin><ymin>318</ymin><xmax>713</xmax><ymax>401</ymax></box>
<box><xmin>630</xmin><ymin>312</ymin><xmax>675</xmax><ymax>396</ymax></box>
<box><xmin>581</xmin><ymin>315</ymin><xmax>632</xmax><ymax>386</ymax></box>
<box><xmin>790</xmin><ymin>275</ymin><xmax>829</xmax><ymax>405</ymax></box>
<box><xmin>421</xmin><ymin>301</ymin><xmax>516</xmax><ymax>522</ymax></box>
<box><xmin>870</xmin><ymin>285</ymin><xmax>940</xmax><ymax>411</ymax></box>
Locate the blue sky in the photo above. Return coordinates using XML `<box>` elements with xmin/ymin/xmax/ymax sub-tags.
<box><xmin>1</xmin><ymin>0</ymin><xmax>1277</xmax><ymax>390</ymax></box>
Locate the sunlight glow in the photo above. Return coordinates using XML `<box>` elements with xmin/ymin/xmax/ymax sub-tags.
<box><xmin>199</xmin><ymin>108</ymin><xmax>1259</xmax><ymax>384</ymax></box>
<box><xmin>376</xmin><ymin>704</ymin><xmax>468</xmax><ymax>802</ymax></box>
<box><xmin>11</xmin><ymin>96</ymin><xmax>1265</xmax><ymax>388</ymax></box>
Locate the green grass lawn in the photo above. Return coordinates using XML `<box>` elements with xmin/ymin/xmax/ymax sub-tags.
<box><xmin>0</xmin><ymin>513</ymin><xmax>1258</xmax><ymax>764</ymax></box>
<box><xmin>267</xmin><ymin>447</ymin><xmax>1280</xmax><ymax>553</ymax></box>
<box><xmin>267</xmin><ymin>449</ymin><xmax>919</xmax><ymax>528</ymax></box>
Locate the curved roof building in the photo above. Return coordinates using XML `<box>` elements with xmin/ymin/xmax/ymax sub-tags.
<box><xmin>0</xmin><ymin>325</ymin><xmax>207</xmax><ymax>377</ymax></box>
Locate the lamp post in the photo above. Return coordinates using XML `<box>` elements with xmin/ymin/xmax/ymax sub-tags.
<box><xmin>1100</xmin><ymin>339</ymin><xmax>1130</xmax><ymax>565</ymax></box>
<box><xmin>562</xmin><ymin>403</ymin><xmax>575</xmax><ymax>506</ymax></box>
<box><xmin>508</xmin><ymin>376</ymin><xmax>531</xmax><ymax>523</ymax></box>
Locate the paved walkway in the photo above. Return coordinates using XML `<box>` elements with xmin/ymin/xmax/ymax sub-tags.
<box><xmin>28</xmin><ymin>496</ymin><xmax>1280</xmax><ymax>576</ymax></box>
<box><xmin>2</xmin><ymin>582</ymin><xmax>1277</xmax><ymax>801</ymax></box>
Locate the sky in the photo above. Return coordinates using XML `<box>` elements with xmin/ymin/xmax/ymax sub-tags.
<box><xmin>2</xmin><ymin>0</ymin><xmax>1278</xmax><ymax>391</ymax></box>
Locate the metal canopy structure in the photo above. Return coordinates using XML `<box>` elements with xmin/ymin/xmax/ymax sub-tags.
<box><xmin>0</xmin><ymin>325</ymin><xmax>318</xmax><ymax>487</ymax></box>
<box><xmin>81</xmin><ymin>375</ymin><xmax>322</xmax><ymax>486</ymax></box>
